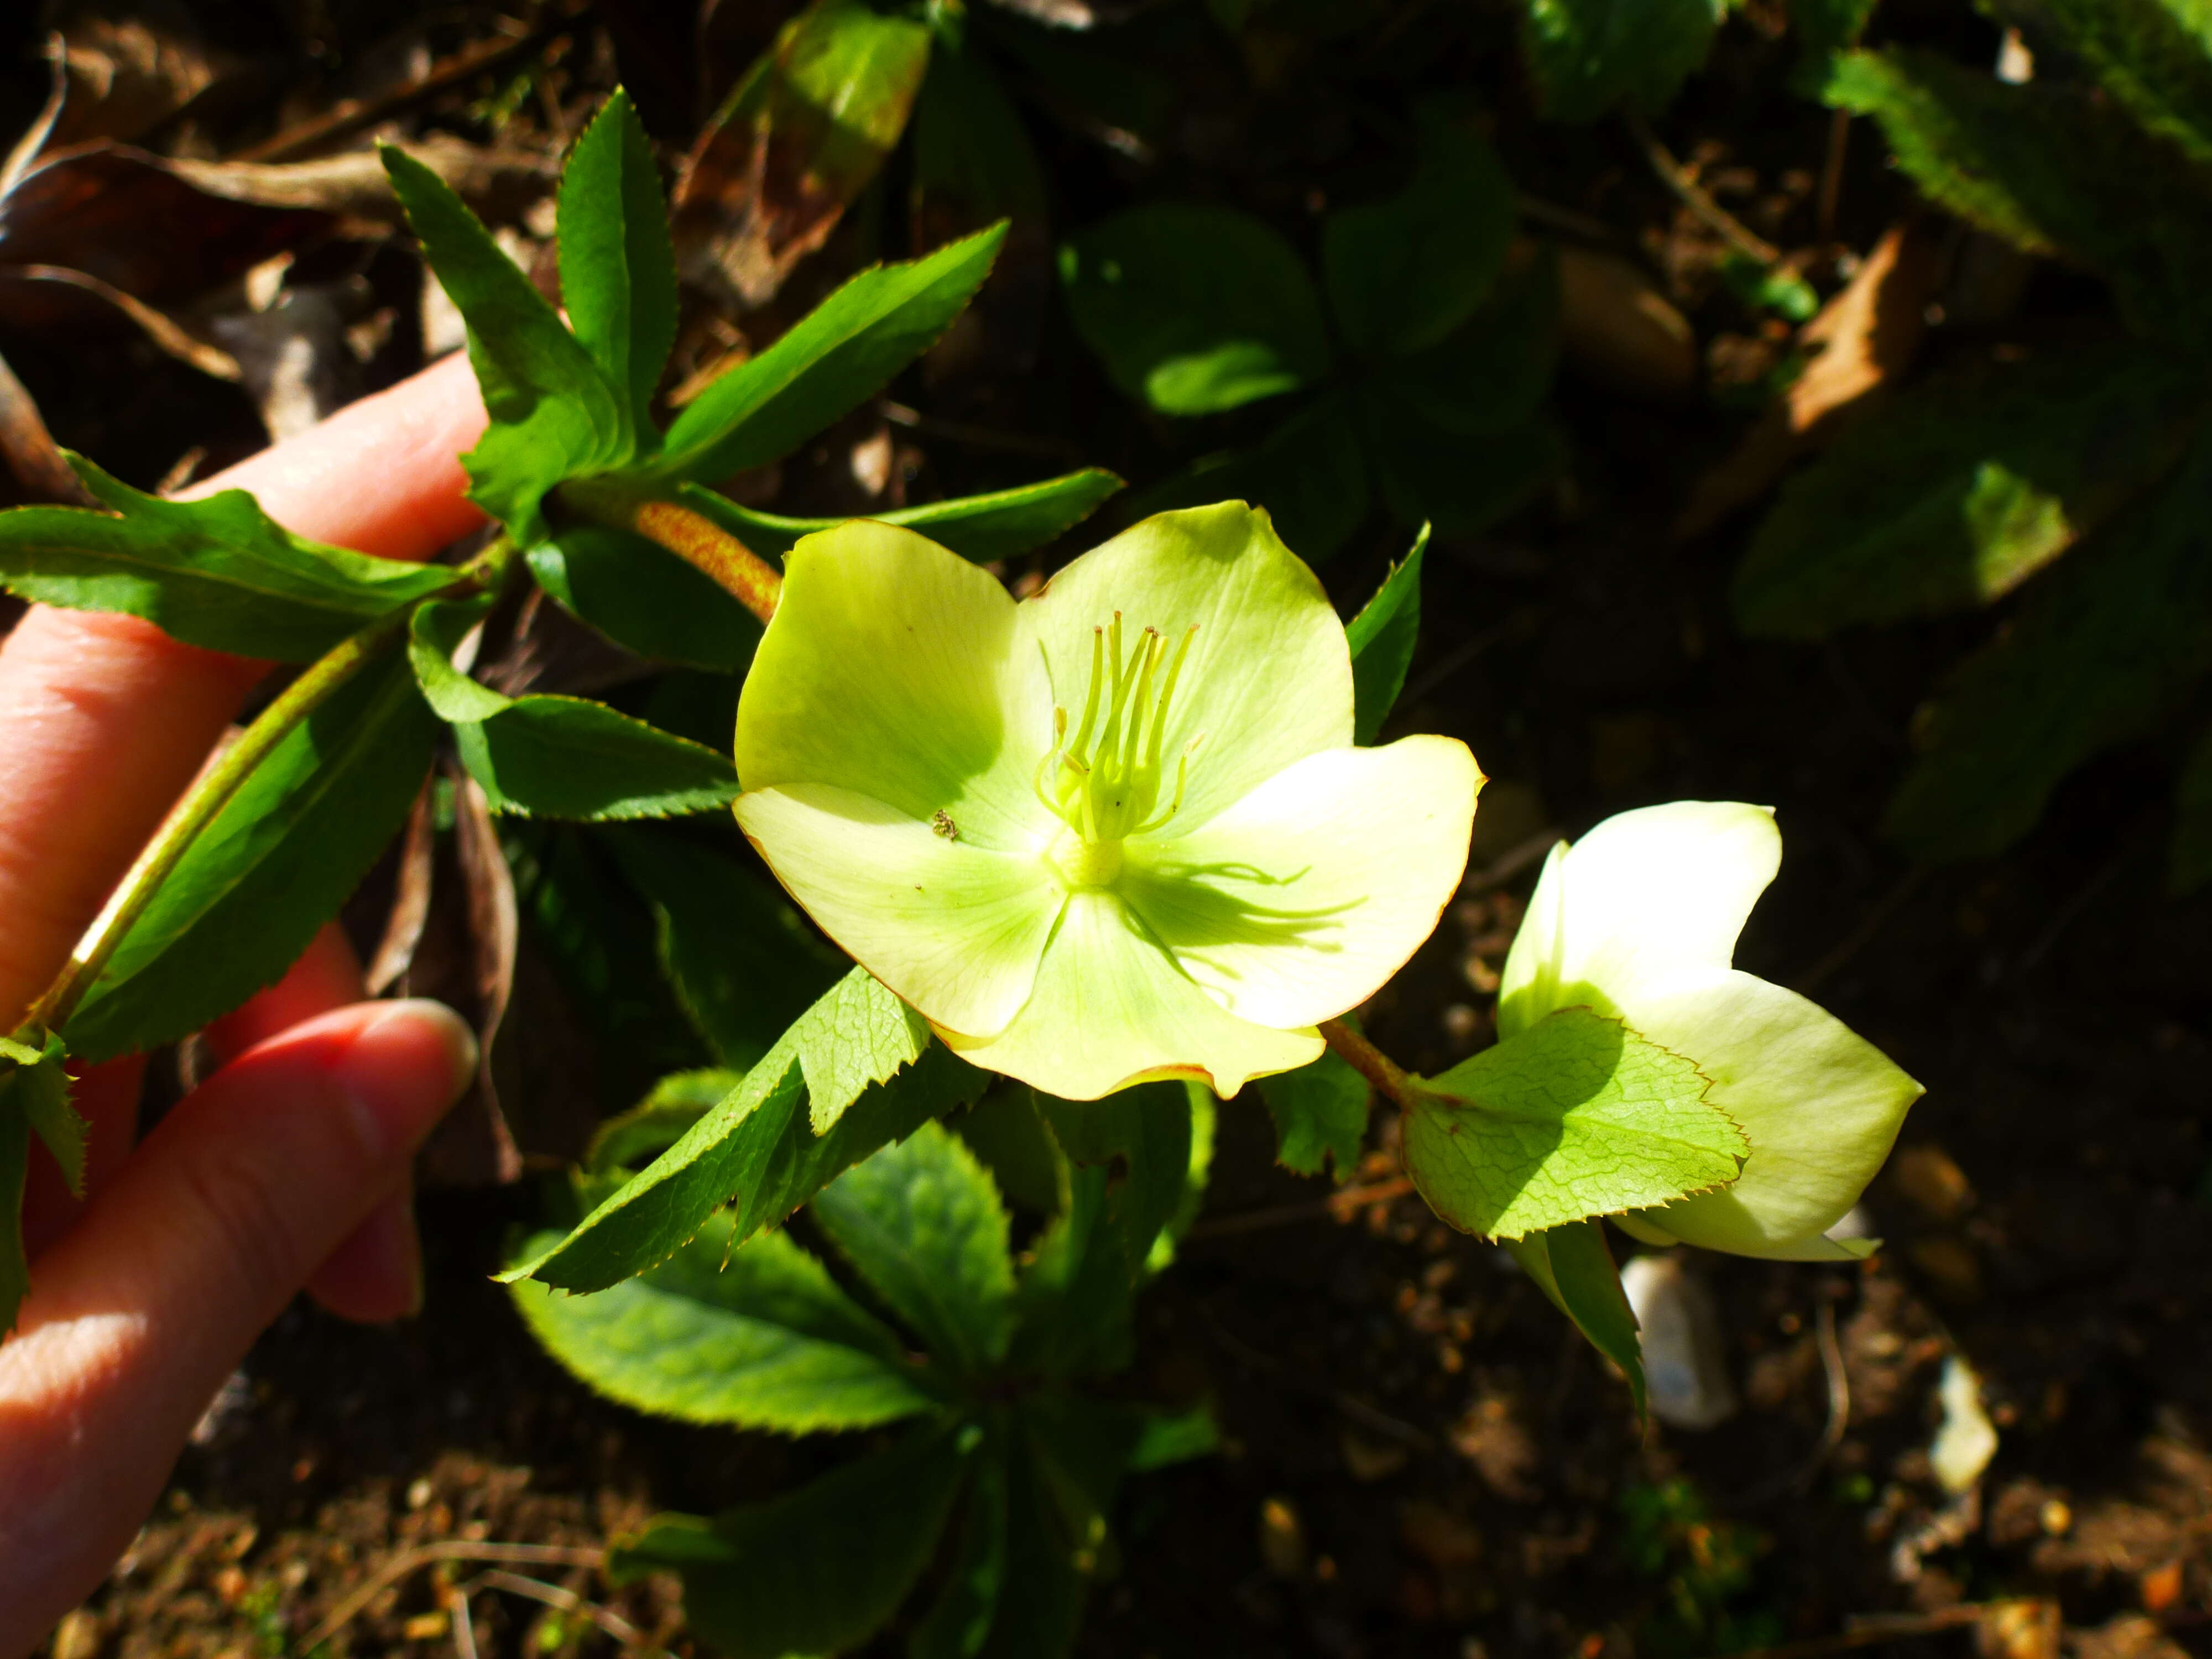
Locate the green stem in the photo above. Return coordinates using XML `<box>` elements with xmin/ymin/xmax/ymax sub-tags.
<box><xmin>1319</xmin><ymin>1018</ymin><xmax>1416</xmax><ymax>1110</ymax></box>
<box><xmin>560</xmin><ymin>479</ymin><xmax>782</xmax><ymax>624</ymax></box>
<box><xmin>27</xmin><ymin>541</ymin><xmax>513</xmax><ymax>1036</ymax></box>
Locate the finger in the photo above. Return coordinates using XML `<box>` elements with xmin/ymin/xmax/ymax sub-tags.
<box><xmin>0</xmin><ymin>999</ymin><xmax>474</xmax><ymax>1650</ymax></box>
<box><xmin>0</xmin><ymin>353</ymin><xmax>487</xmax><ymax>1029</ymax></box>
<box><xmin>204</xmin><ymin>925</ymin><xmax>425</xmax><ymax>1322</ymax></box>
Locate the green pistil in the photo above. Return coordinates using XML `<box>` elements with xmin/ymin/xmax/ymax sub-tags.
<box><xmin>1035</xmin><ymin>614</ymin><xmax>1201</xmax><ymax>872</ymax></box>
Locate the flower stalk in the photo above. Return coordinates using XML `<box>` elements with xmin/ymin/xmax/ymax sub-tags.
<box><xmin>561</xmin><ymin>480</ymin><xmax>782</xmax><ymax>624</ymax></box>
<box><xmin>23</xmin><ymin>539</ymin><xmax>515</xmax><ymax>1036</ymax></box>
<box><xmin>1318</xmin><ymin>1018</ymin><xmax>1416</xmax><ymax>1110</ymax></box>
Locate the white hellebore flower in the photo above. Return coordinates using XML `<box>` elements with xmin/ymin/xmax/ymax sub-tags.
<box><xmin>1498</xmin><ymin>801</ymin><xmax>1923</xmax><ymax>1260</ymax></box>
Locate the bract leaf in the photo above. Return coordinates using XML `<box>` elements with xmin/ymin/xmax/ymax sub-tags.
<box><xmin>677</xmin><ymin>467</ymin><xmax>1123</xmax><ymax>563</ymax></box>
<box><xmin>611</xmin><ymin>1418</ymin><xmax>971</xmax><ymax>1659</ymax></box>
<box><xmin>599</xmin><ymin>825</ymin><xmax>843</xmax><ymax>1068</ymax></box>
<box><xmin>509</xmin><ymin>1211</ymin><xmax>940</xmax><ymax>1431</ymax></box>
<box><xmin>459</xmin><ymin>700</ymin><xmax>740</xmax><ymax>821</ymax></box>
<box><xmin>1059</xmin><ymin>204</ymin><xmax>1332</xmax><ymax>416</ymax></box>
<box><xmin>1825</xmin><ymin>47</ymin><xmax>2212</xmax><ymax>346</ymax></box>
<box><xmin>0</xmin><ymin>456</ymin><xmax>453</xmax><ymax>661</ymax></box>
<box><xmin>66</xmin><ymin>655</ymin><xmax>437</xmax><ymax>1063</ymax></box>
<box><xmin>383</xmin><ymin>145</ymin><xmax>628</xmax><ymax>540</ymax></box>
<box><xmin>505</xmin><ymin>969</ymin><xmax>986</xmax><ymax>1292</ymax></box>
<box><xmin>526</xmin><ymin>524</ymin><xmax>761</xmax><ymax>674</ymax></box>
<box><xmin>1886</xmin><ymin>432</ymin><xmax>2212</xmax><ymax>858</ymax></box>
<box><xmin>1323</xmin><ymin>109</ymin><xmax>1512</xmax><ymax>358</ymax></box>
<box><xmin>0</xmin><ymin>1097</ymin><xmax>29</xmax><ymax>1335</ymax></box>
<box><xmin>559</xmin><ymin>89</ymin><xmax>677</xmax><ymax>437</ymax></box>
<box><xmin>1402</xmin><ymin>1006</ymin><xmax>1745</xmax><ymax>1240</ymax></box>
<box><xmin>1734</xmin><ymin>343</ymin><xmax>2203</xmax><ymax>638</ymax></box>
<box><xmin>1256</xmin><ymin>1049</ymin><xmax>1369</xmax><ymax>1179</ymax></box>
<box><xmin>657</xmin><ymin>225</ymin><xmax>1005</xmax><ymax>483</ymax></box>
<box><xmin>1501</xmin><ymin>1219</ymin><xmax>1645</xmax><ymax>1417</ymax></box>
<box><xmin>6</xmin><ymin>1031</ymin><xmax>83</xmax><ymax>1196</ymax></box>
<box><xmin>812</xmin><ymin>1119</ymin><xmax>1016</xmax><ymax>1375</ymax></box>
<box><xmin>1522</xmin><ymin>0</ymin><xmax>1724</xmax><ymax>122</ymax></box>
<box><xmin>1345</xmin><ymin>524</ymin><xmax>1428</xmax><ymax>745</ymax></box>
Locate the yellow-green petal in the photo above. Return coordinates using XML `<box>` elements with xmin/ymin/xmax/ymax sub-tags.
<box><xmin>1018</xmin><ymin>503</ymin><xmax>1352</xmax><ymax>837</ymax></box>
<box><xmin>1610</xmin><ymin>971</ymin><xmax>1922</xmax><ymax>1259</ymax></box>
<box><xmin>736</xmin><ymin>520</ymin><xmax>1055</xmax><ymax>852</ymax></box>
<box><xmin>1120</xmin><ymin>735</ymin><xmax>1481</xmax><ymax>1027</ymax></box>
<box><xmin>938</xmin><ymin>889</ymin><xmax>1323</xmax><ymax>1099</ymax></box>
<box><xmin>1498</xmin><ymin>801</ymin><xmax>1780</xmax><ymax>1036</ymax></box>
<box><xmin>735</xmin><ymin>782</ymin><xmax>1065</xmax><ymax>1040</ymax></box>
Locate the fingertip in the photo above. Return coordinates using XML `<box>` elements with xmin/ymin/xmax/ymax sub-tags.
<box><xmin>331</xmin><ymin>1000</ymin><xmax>479</xmax><ymax>1159</ymax></box>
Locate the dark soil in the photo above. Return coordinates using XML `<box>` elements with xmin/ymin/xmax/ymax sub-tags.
<box><xmin>15</xmin><ymin>3</ymin><xmax>2212</xmax><ymax>1658</ymax></box>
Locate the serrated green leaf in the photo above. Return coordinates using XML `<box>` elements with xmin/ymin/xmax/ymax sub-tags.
<box><xmin>383</xmin><ymin>145</ymin><xmax>628</xmax><ymax>540</ymax></box>
<box><xmin>1256</xmin><ymin>1049</ymin><xmax>1370</xmax><ymax>1178</ymax></box>
<box><xmin>1501</xmin><ymin>1219</ymin><xmax>1645</xmax><ymax>1417</ymax></box>
<box><xmin>1996</xmin><ymin>0</ymin><xmax>2212</xmax><ymax>168</ymax></box>
<box><xmin>1035</xmin><ymin>1081</ymin><xmax>1192</xmax><ymax>1284</ymax></box>
<box><xmin>1522</xmin><ymin>0</ymin><xmax>1724</xmax><ymax>122</ymax></box>
<box><xmin>2174</xmin><ymin>723</ymin><xmax>2212</xmax><ymax>894</ymax></box>
<box><xmin>559</xmin><ymin>90</ymin><xmax>677</xmax><ymax>438</ymax></box>
<box><xmin>0</xmin><ymin>457</ymin><xmax>454</xmax><ymax>661</ymax></box>
<box><xmin>1125</xmin><ymin>395</ymin><xmax>1369</xmax><ymax>564</ymax></box>
<box><xmin>1886</xmin><ymin>435</ymin><xmax>2212</xmax><ymax>859</ymax></box>
<box><xmin>599</xmin><ymin>824</ymin><xmax>843</xmax><ymax>1068</ymax></box>
<box><xmin>658</xmin><ymin>225</ymin><xmax>1005</xmax><ymax>484</ymax></box>
<box><xmin>1734</xmin><ymin>343</ymin><xmax>2204</xmax><ymax>637</ymax></box>
<box><xmin>1404</xmin><ymin>1006</ymin><xmax>1745</xmax><ymax>1240</ymax></box>
<box><xmin>1790</xmin><ymin>0</ymin><xmax>1877</xmax><ymax>87</ymax></box>
<box><xmin>677</xmin><ymin>468</ymin><xmax>1123</xmax><ymax>564</ymax></box>
<box><xmin>507</xmin><ymin>969</ymin><xmax>985</xmax><ymax>1293</ymax></box>
<box><xmin>509</xmin><ymin>1212</ymin><xmax>939</xmax><ymax>1431</ymax></box>
<box><xmin>1825</xmin><ymin>47</ymin><xmax>2212</xmax><ymax>346</ymax></box>
<box><xmin>910</xmin><ymin>1445</ymin><xmax>1009</xmax><ymax>1659</ymax></box>
<box><xmin>5</xmin><ymin>1031</ymin><xmax>82</xmax><ymax>1196</ymax></box>
<box><xmin>612</xmin><ymin>1418</ymin><xmax>971</xmax><ymax>1659</ymax></box>
<box><xmin>586</xmin><ymin>1068</ymin><xmax>744</xmax><ymax>1173</ymax></box>
<box><xmin>1375</xmin><ymin>241</ymin><xmax>1561</xmax><ymax>438</ymax></box>
<box><xmin>460</xmin><ymin>699</ymin><xmax>740</xmax><ymax>821</ymax></box>
<box><xmin>66</xmin><ymin>654</ymin><xmax>437</xmax><ymax>1063</ymax></box>
<box><xmin>1323</xmin><ymin>109</ymin><xmax>1513</xmax><ymax>358</ymax></box>
<box><xmin>1060</xmin><ymin>204</ymin><xmax>1332</xmax><ymax>416</ymax></box>
<box><xmin>1</xmin><ymin>1096</ymin><xmax>30</xmax><ymax>1335</ymax></box>
<box><xmin>1346</xmin><ymin>525</ymin><xmax>1428</xmax><ymax>746</ymax></box>
<box><xmin>815</xmin><ymin>1120</ymin><xmax>1015</xmax><ymax>1375</ymax></box>
<box><xmin>526</xmin><ymin>525</ymin><xmax>761</xmax><ymax>673</ymax></box>
<box><xmin>1006</xmin><ymin>1165</ymin><xmax>1132</xmax><ymax>1379</ymax></box>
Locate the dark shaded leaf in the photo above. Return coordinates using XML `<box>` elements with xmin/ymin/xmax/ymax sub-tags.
<box><xmin>1522</xmin><ymin>0</ymin><xmax>1723</xmax><ymax>123</ymax></box>
<box><xmin>680</xmin><ymin>467</ymin><xmax>1122</xmax><ymax>563</ymax></box>
<box><xmin>509</xmin><ymin>1209</ymin><xmax>940</xmax><ymax>1431</ymax></box>
<box><xmin>1501</xmin><ymin>1219</ymin><xmax>1645</xmax><ymax>1416</ymax></box>
<box><xmin>814</xmin><ymin>1120</ymin><xmax>1016</xmax><ymax>1375</ymax></box>
<box><xmin>527</xmin><ymin>525</ymin><xmax>761</xmax><ymax>674</ymax></box>
<box><xmin>559</xmin><ymin>90</ymin><xmax>679</xmax><ymax>436</ymax></box>
<box><xmin>910</xmin><ymin>1447</ymin><xmax>1009</xmax><ymax>1659</ymax></box>
<box><xmin>1059</xmin><ymin>204</ymin><xmax>1332</xmax><ymax>416</ymax></box>
<box><xmin>505</xmin><ymin>969</ymin><xmax>985</xmax><ymax>1293</ymax></box>
<box><xmin>0</xmin><ymin>456</ymin><xmax>453</xmax><ymax>660</ymax></box>
<box><xmin>1735</xmin><ymin>343</ymin><xmax>2204</xmax><ymax>636</ymax></box>
<box><xmin>67</xmin><ymin>654</ymin><xmax>437</xmax><ymax>1063</ymax></box>
<box><xmin>657</xmin><ymin>225</ymin><xmax>1005</xmax><ymax>484</ymax></box>
<box><xmin>1345</xmin><ymin>525</ymin><xmax>1428</xmax><ymax>745</ymax></box>
<box><xmin>0</xmin><ymin>1094</ymin><xmax>29</xmax><ymax>1335</ymax></box>
<box><xmin>1256</xmin><ymin>1049</ymin><xmax>1369</xmax><ymax>1178</ymax></box>
<box><xmin>1036</xmin><ymin>1081</ymin><xmax>1192</xmax><ymax>1281</ymax></box>
<box><xmin>613</xmin><ymin>1418</ymin><xmax>972</xmax><ymax>1659</ymax></box>
<box><xmin>1125</xmin><ymin>396</ymin><xmax>1369</xmax><ymax>564</ymax></box>
<box><xmin>1997</xmin><ymin>0</ymin><xmax>2212</xmax><ymax>167</ymax></box>
<box><xmin>1885</xmin><ymin>435</ymin><xmax>2212</xmax><ymax>859</ymax></box>
<box><xmin>600</xmin><ymin>825</ymin><xmax>843</xmax><ymax>1068</ymax></box>
<box><xmin>586</xmin><ymin>1068</ymin><xmax>744</xmax><ymax>1173</ymax></box>
<box><xmin>1375</xmin><ymin>241</ymin><xmax>1561</xmax><ymax>437</ymax></box>
<box><xmin>1363</xmin><ymin>392</ymin><xmax>1563</xmax><ymax>534</ymax></box>
<box><xmin>2173</xmin><ymin>723</ymin><xmax>2212</xmax><ymax>894</ymax></box>
<box><xmin>1323</xmin><ymin>111</ymin><xmax>1513</xmax><ymax>358</ymax></box>
<box><xmin>912</xmin><ymin>40</ymin><xmax>1047</xmax><ymax>241</ymax></box>
<box><xmin>1006</xmin><ymin>1165</ymin><xmax>1133</xmax><ymax>1378</ymax></box>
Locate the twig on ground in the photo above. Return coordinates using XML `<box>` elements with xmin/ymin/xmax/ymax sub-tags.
<box><xmin>301</xmin><ymin>1542</ymin><xmax>607</xmax><ymax>1651</ymax></box>
<box><xmin>1818</xmin><ymin>109</ymin><xmax>1851</xmax><ymax>247</ymax></box>
<box><xmin>1624</xmin><ymin>108</ymin><xmax>1782</xmax><ymax>266</ymax></box>
<box><xmin>1186</xmin><ymin>1176</ymin><xmax>1414</xmax><ymax>1240</ymax></box>
<box><xmin>466</xmin><ymin>1568</ymin><xmax>659</xmax><ymax>1651</ymax></box>
<box><xmin>448</xmin><ymin>1584</ymin><xmax>479</xmax><ymax>1659</ymax></box>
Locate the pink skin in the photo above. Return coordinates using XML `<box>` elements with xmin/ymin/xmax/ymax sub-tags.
<box><xmin>0</xmin><ymin>352</ymin><xmax>492</xmax><ymax>1653</ymax></box>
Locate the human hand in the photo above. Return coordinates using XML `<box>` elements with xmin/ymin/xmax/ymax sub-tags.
<box><xmin>0</xmin><ymin>354</ymin><xmax>491</xmax><ymax>1654</ymax></box>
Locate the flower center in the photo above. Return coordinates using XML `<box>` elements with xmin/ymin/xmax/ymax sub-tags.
<box><xmin>1034</xmin><ymin>613</ymin><xmax>1202</xmax><ymax>867</ymax></box>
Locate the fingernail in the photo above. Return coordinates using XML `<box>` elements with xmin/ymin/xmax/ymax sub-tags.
<box><xmin>336</xmin><ymin>1000</ymin><xmax>478</xmax><ymax>1160</ymax></box>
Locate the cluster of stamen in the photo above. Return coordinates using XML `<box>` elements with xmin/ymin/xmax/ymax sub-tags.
<box><xmin>1035</xmin><ymin>614</ymin><xmax>1202</xmax><ymax>883</ymax></box>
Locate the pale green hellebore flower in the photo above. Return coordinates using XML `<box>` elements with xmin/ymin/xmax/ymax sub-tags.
<box><xmin>1498</xmin><ymin>801</ymin><xmax>1922</xmax><ymax>1260</ymax></box>
<box><xmin>732</xmin><ymin>503</ymin><xmax>1482</xmax><ymax>1100</ymax></box>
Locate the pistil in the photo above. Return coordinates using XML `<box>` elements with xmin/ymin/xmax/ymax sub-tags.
<box><xmin>1033</xmin><ymin>614</ymin><xmax>1202</xmax><ymax>863</ymax></box>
